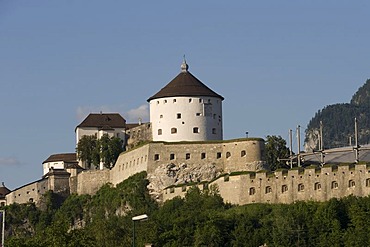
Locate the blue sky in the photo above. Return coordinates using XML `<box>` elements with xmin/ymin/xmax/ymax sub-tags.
<box><xmin>1</xmin><ymin>1</ymin><xmax>369</xmax><ymax>189</ymax></box>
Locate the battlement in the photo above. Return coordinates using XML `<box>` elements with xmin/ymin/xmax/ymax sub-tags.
<box><xmin>163</xmin><ymin>163</ymin><xmax>370</xmax><ymax>205</ymax></box>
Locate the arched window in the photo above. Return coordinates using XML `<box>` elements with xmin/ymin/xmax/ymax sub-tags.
<box><xmin>226</xmin><ymin>152</ymin><xmax>231</xmax><ymax>158</ymax></box>
<box><xmin>212</xmin><ymin>128</ymin><xmax>216</xmax><ymax>134</ymax></box>
<box><xmin>282</xmin><ymin>185</ymin><xmax>288</xmax><ymax>193</ymax></box>
<box><xmin>241</xmin><ymin>150</ymin><xmax>246</xmax><ymax>157</ymax></box>
<box><xmin>314</xmin><ymin>182</ymin><xmax>321</xmax><ymax>190</ymax></box>
<box><xmin>170</xmin><ymin>154</ymin><xmax>175</xmax><ymax>160</ymax></box>
<box><xmin>331</xmin><ymin>181</ymin><xmax>338</xmax><ymax>189</ymax></box>
<box><xmin>171</xmin><ymin>128</ymin><xmax>177</xmax><ymax>134</ymax></box>
<box><xmin>249</xmin><ymin>187</ymin><xmax>256</xmax><ymax>195</ymax></box>
<box><xmin>158</xmin><ymin>129</ymin><xmax>162</xmax><ymax>135</ymax></box>
<box><xmin>298</xmin><ymin>183</ymin><xmax>304</xmax><ymax>192</ymax></box>
<box><xmin>265</xmin><ymin>186</ymin><xmax>272</xmax><ymax>194</ymax></box>
<box><xmin>349</xmin><ymin>180</ymin><xmax>355</xmax><ymax>188</ymax></box>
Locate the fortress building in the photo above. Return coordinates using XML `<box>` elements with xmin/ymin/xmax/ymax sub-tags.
<box><xmin>5</xmin><ymin>59</ymin><xmax>370</xmax><ymax>207</ymax></box>
<box><xmin>148</xmin><ymin>59</ymin><xmax>224</xmax><ymax>142</ymax></box>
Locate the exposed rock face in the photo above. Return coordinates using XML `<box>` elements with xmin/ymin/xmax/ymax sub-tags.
<box><xmin>147</xmin><ymin>163</ymin><xmax>223</xmax><ymax>200</ymax></box>
<box><xmin>304</xmin><ymin>128</ymin><xmax>319</xmax><ymax>152</ymax></box>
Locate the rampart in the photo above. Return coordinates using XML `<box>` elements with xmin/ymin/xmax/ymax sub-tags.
<box><xmin>76</xmin><ymin>170</ymin><xmax>110</xmax><ymax>195</ymax></box>
<box><xmin>163</xmin><ymin>164</ymin><xmax>370</xmax><ymax>205</ymax></box>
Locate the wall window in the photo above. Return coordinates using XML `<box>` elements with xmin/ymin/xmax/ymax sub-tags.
<box><xmin>154</xmin><ymin>154</ymin><xmax>160</xmax><ymax>161</ymax></box>
<box><xmin>208</xmin><ymin>99</ymin><xmax>211</xmax><ymax>103</ymax></box>
<box><xmin>282</xmin><ymin>185</ymin><xmax>288</xmax><ymax>193</ymax></box>
<box><xmin>186</xmin><ymin>153</ymin><xmax>191</xmax><ymax>160</ymax></box>
<box><xmin>193</xmin><ymin>127</ymin><xmax>199</xmax><ymax>133</ymax></box>
<box><xmin>212</xmin><ymin>128</ymin><xmax>216</xmax><ymax>134</ymax></box>
<box><xmin>160</xmin><ymin>114</ymin><xmax>163</xmax><ymax>118</ymax></box>
<box><xmin>226</xmin><ymin>152</ymin><xmax>231</xmax><ymax>158</ymax></box>
<box><xmin>158</xmin><ymin>129</ymin><xmax>162</xmax><ymax>135</ymax></box>
<box><xmin>366</xmin><ymin>178</ymin><xmax>370</xmax><ymax>187</ymax></box>
<box><xmin>349</xmin><ymin>180</ymin><xmax>355</xmax><ymax>188</ymax></box>
<box><xmin>189</xmin><ymin>98</ymin><xmax>192</xmax><ymax>103</ymax></box>
<box><xmin>213</xmin><ymin>114</ymin><xmax>216</xmax><ymax>119</ymax></box>
<box><xmin>249</xmin><ymin>187</ymin><xmax>256</xmax><ymax>195</ymax></box>
<box><xmin>173</xmin><ymin>99</ymin><xmax>177</xmax><ymax>103</ymax></box>
<box><xmin>196</xmin><ymin>113</ymin><xmax>201</xmax><ymax>116</ymax></box>
<box><xmin>164</xmin><ymin>100</ymin><xmax>167</xmax><ymax>104</ymax></box>
<box><xmin>201</xmin><ymin>153</ymin><xmax>206</xmax><ymax>159</ymax></box>
<box><xmin>265</xmin><ymin>186</ymin><xmax>272</xmax><ymax>194</ymax></box>
<box><xmin>241</xmin><ymin>150</ymin><xmax>246</xmax><ymax>157</ymax></box>
<box><xmin>177</xmin><ymin>113</ymin><xmax>181</xmax><ymax>119</ymax></box>
<box><xmin>331</xmin><ymin>181</ymin><xmax>338</xmax><ymax>189</ymax></box>
<box><xmin>170</xmin><ymin>153</ymin><xmax>175</xmax><ymax>160</ymax></box>
<box><xmin>298</xmin><ymin>183</ymin><xmax>304</xmax><ymax>192</ymax></box>
<box><xmin>157</xmin><ymin>101</ymin><xmax>159</xmax><ymax>104</ymax></box>
<box><xmin>314</xmin><ymin>182</ymin><xmax>321</xmax><ymax>190</ymax></box>
<box><xmin>171</xmin><ymin>128</ymin><xmax>177</xmax><ymax>134</ymax></box>
<box><xmin>199</xmin><ymin>99</ymin><xmax>202</xmax><ymax>103</ymax></box>
<box><xmin>217</xmin><ymin>152</ymin><xmax>222</xmax><ymax>159</ymax></box>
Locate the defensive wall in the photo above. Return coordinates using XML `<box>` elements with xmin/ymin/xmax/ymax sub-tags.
<box><xmin>6</xmin><ymin>179</ymin><xmax>49</xmax><ymax>205</ymax></box>
<box><xmin>110</xmin><ymin>138</ymin><xmax>265</xmax><ymax>186</ymax></box>
<box><xmin>163</xmin><ymin>163</ymin><xmax>370</xmax><ymax>205</ymax></box>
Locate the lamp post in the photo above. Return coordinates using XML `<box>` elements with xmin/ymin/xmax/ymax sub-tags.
<box><xmin>132</xmin><ymin>214</ymin><xmax>148</xmax><ymax>247</ymax></box>
<box><xmin>0</xmin><ymin>209</ymin><xmax>5</xmax><ymax>247</ymax></box>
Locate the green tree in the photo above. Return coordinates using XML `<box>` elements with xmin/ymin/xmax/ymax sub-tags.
<box><xmin>76</xmin><ymin>135</ymin><xmax>99</xmax><ymax>168</ymax></box>
<box><xmin>98</xmin><ymin>134</ymin><xmax>124</xmax><ymax>169</ymax></box>
<box><xmin>265</xmin><ymin>135</ymin><xmax>290</xmax><ymax>170</ymax></box>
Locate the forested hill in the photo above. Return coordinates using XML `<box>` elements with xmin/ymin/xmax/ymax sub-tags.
<box><xmin>305</xmin><ymin>79</ymin><xmax>370</xmax><ymax>151</ymax></box>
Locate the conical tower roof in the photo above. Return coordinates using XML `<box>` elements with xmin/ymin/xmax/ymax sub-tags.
<box><xmin>147</xmin><ymin>60</ymin><xmax>224</xmax><ymax>102</ymax></box>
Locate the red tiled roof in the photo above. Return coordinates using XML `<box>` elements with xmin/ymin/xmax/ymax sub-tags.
<box><xmin>147</xmin><ymin>70</ymin><xmax>224</xmax><ymax>102</ymax></box>
<box><xmin>76</xmin><ymin>113</ymin><xmax>126</xmax><ymax>130</ymax></box>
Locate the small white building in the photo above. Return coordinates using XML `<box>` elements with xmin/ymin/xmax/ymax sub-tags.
<box><xmin>148</xmin><ymin>60</ymin><xmax>224</xmax><ymax>142</ymax></box>
<box><xmin>75</xmin><ymin>113</ymin><xmax>126</xmax><ymax>144</ymax></box>
<box><xmin>42</xmin><ymin>153</ymin><xmax>82</xmax><ymax>176</ymax></box>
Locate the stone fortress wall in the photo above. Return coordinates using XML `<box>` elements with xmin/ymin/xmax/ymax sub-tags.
<box><xmin>163</xmin><ymin>163</ymin><xmax>370</xmax><ymax>205</ymax></box>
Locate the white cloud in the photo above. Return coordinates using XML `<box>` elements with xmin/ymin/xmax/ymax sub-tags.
<box><xmin>0</xmin><ymin>157</ymin><xmax>21</xmax><ymax>166</ymax></box>
<box><xmin>126</xmin><ymin>104</ymin><xmax>149</xmax><ymax>123</ymax></box>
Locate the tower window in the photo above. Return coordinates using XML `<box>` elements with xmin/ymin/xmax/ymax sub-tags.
<box><xmin>226</xmin><ymin>152</ymin><xmax>231</xmax><ymax>158</ymax></box>
<box><xmin>158</xmin><ymin>129</ymin><xmax>162</xmax><ymax>135</ymax></box>
<box><xmin>160</xmin><ymin>114</ymin><xmax>163</xmax><ymax>118</ymax></box>
<box><xmin>196</xmin><ymin>113</ymin><xmax>201</xmax><ymax>116</ymax></box>
<box><xmin>241</xmin><ymin>150</ymin><xmax>246</xmax><ymax>157</ymax></box>
<box><xmin>186</xmin><ymin>153</ymin><xmax>190</xmax><ymax>160</ymax></box>
<box><xmin>171</xmin><ymin>128</ymin><xmax>177</xmax><ymax>134</ymax></box>
<box><xmin>170</xmin><ymin>154</ymin><xmax>175</xmax><ymax>160</ymax></box>
<box><xmin>212</xmin><ymin>128</ymin><xmax>216</xmax><ymax>134</ymax></box>
<box><xmin>173</xmin><ymin>99</ymin><xmax>177</xmax><ymax>103</ymax></box>
<box><xmin>201</xmin><ymin>153</ymin><xmax>206</xmax><ymax>159</ymax></box>
<box><xmin>164</xmin><ymin>100</ymin><xmax>167</xmax><ymax>104</ymax></box>
<box><xmin>193</xmin><ymin>127</ymin><xmax>199</xmax><ymax>133</ymax></box>
<box><xmin>154</xmin><ymin>154</ymin><xmax>160</xmax><ymax>161</ymax></box>
<box><xmin>199</xmin><ymin>99</ymin><xmax>202</xmax><ymax>103</ymax></box>
<box><xmin>217</xmin><ymin>152</ymin><xmax>222</xmax><ymax>159</ymax></box>
<box><xmin>189</xmin><ymin>98</ymin><xmax>192</xmax><ymax>103</ymax></box>
<box><xmin>177</xmin><ymin>113</ymin><xmax>181</xmax><ymax>119</ymax></box>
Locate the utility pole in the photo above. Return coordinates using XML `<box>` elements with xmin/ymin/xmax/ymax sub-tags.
<box><xmin>0</xmin><ymin>209</ymin><xmax>5</xmax><ymax>247</ymax></box>
<box><xmin>320</xmin><ymin>121</ymin><xmax>325</xmax><ymax>165</ymax></box>
<box><xmin>297</xmin><ymin>125</ymin><xmax>301</xmax><ymax>167</ymax></box>
<box><xmin>289</xmin><ymin>129</ymin><xmax>293</xmax><ymax>168</ymax></box>
<box><xmin>354</xmin><ymin>118</ymin><xmax>359</xmax><ymax>163</ymax></box>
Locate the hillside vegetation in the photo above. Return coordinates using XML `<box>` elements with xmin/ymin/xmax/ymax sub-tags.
<box><xmin>305</xmin><ymin>79</ymin><xmax>370</xmax><ymax>150</ymax></box>
<box><xmin>3</xmin><ymin>172</ymin><xmax>370</xmax><ymax>246</ymax></box>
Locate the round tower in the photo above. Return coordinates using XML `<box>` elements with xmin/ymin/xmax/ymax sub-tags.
<box><xmin>147</xmin><ymin>59</ymin><xmax>224</xmax><ymax>142</ymax></box>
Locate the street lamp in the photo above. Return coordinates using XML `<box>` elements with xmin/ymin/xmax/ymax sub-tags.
<box><xmin>0</xmin><ymin>209</ymin><xmax>5</xmax><ymax>247</ymax></box>
<box><xmin>132</xmin><ymin>214</ymin><xmax>148</xmax><ymax>247</ymax></box>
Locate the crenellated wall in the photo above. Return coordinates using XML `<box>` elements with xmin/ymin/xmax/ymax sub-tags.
<box><xmin>163</xmin><ymin>164</ymin><xmax>370</xmax><ymax>205</ymax></box>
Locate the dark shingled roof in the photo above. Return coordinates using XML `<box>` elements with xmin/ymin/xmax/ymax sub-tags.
<box><xmin>43</xmin><ymin>153</ymin><xmax>77</xmax><ymax>164</ymax></box>
<box><xmin>147</xmin><ymin>70</ymin><xmax>224</xmax><ymax>102</ymax></box>
<box><xmin>0</xmin><ymin>183</ymin><xmax>11</xmax><ymax>198</ymax></box>
<box><xmin>76</xmin><ymin>113</ymin><xmax>126</xmax><ymax>130</ymax></box>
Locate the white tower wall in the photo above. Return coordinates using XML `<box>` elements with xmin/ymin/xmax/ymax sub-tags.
<box><xmin>150</xmin><ymin>96</ymin><xmax>222</xmax><ymax>142</ymax></box>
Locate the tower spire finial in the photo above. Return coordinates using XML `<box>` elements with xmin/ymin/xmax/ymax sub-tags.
<box><xmin>181</xmin><ymin>55</ymin><xmax>189</xmax><ymax>72</ymax></box>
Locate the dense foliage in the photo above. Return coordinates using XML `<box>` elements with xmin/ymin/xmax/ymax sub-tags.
<box><xmin>3</xmin><ymin>172</ymin><xmax>370</xmax><ymax>246</ymax></box>
<box><xmin>76</xmin><ymin>134</ymin><xmax>124</xmax><ymax>169</ymax></box>
<box><xmin>305</xmin><ymin>79</ymin><xmax>370</xmax><ymax>149</ymax></box>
